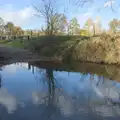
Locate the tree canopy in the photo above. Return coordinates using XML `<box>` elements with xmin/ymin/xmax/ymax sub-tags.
<box><xmin>109</xmin><ymin>19</ymin><xmax>120</xmax><ymax>33</ymax></box>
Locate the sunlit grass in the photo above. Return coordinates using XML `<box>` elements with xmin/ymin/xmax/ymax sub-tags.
<box><xmin>2</xmin><ymin>34</ymin><xmax>120</xmax><ymax>65</ymax></box>
<box><xmin>6</xmin><ymin>40</ymin><xmax>25</xmax><ymax>48</ymax></box>
<box><xmin>0</xmin><ymin>40</ymin><xmax>11</xmax><ymax>44</ymax></box>
<box><xmin>73</xmin><ymin>34</ymin><xmax>120</xmax><ymax>64</ymax></box>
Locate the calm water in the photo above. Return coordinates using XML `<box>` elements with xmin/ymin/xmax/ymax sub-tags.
<box><xmin>0</xmin><ymin>62</ymin><xmax>120</xmax><ymax>120</ymax></box>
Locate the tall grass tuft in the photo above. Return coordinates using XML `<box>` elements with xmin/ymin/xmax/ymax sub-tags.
<box><xmin>73</xmin><ymin>34</ymin><xmax>120</xmax><ymax>64</ymax></box>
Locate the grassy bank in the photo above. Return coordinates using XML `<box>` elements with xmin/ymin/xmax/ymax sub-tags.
<box><xmin>73</xmin><ymin>34</ymin><xmax>120</xmax><ymax>64</ymax></box>
<box><xmin>2</xmin><ymin>34</ymin><xmax>120</xmax><ymax>65</ymax></box>
<box><xmin>0</xmin><ymin>39</ymin><xmax>27</xmax><ymax>49</ymax></box>
<box><xmin>26</xmin><ymin>36</ymin><xmax>89</xmax><ymax>60</ymax></box>
<box><xmin>26</xmin><ymin>34</ymin><xmax>120</xmax><ymax>65</ymax></box>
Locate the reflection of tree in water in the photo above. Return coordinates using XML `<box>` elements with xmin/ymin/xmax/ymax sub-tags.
<box><xmin>30</xmin><ymin>62</ymin><xmax>120</xmax><ymax>118</ymax></box>
<box><xmin>46</xmin><ymin>69</ymin><xmax>55</xmax><ymax>101</ymax></box>
<box><xmin>17</xmin><ymin>63</ymin><xmax>58</xmax><ymax>119</ymax></box>
<box><xmin>80</xmin><ymin>74</ymin><xmax>120</xmax><ymax>118</ymax></box>
<box><xmin>35</xmin><ymin>68</ymin><xmax>58</xmax><ymax>119</ymax></box>
<box><xmin>90</xmin><ymin>74</ymin><xmax>120</xmax><ymax>115</ymax></box>
<box><xmin>34</xmin><ymin>67</ymin><xmax>101</xmax><ymax>118</ymax></box>
<box><xmin>0</xmin><ymin>67</ymin><xmax>2</xmax><ymax>88</ymax></box>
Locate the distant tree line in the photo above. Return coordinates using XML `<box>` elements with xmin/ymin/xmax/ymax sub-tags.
<box><xmin>0</xmin><ymin>0</ymin><xmax>119</xmax><ymax>40</ymax></box>
<box><xmin>0</xmin><ymin>17</ymin><xmax>46</xmax><ymax>40</ymax></box>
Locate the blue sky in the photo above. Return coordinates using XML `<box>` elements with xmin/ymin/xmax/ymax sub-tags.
<box><xmin>0</xmin><ymin>0</ymin><xmax>119</xmax><ymax>30</ymax></box>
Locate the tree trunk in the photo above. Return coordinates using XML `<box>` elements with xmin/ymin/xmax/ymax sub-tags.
<box><xmin>93</xmin><ymin>24</ymin><xmax>96</xmax><ymax>36</ymax></box>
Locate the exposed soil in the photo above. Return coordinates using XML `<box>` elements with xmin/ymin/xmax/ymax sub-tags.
<box><xmin>0</xmin><ymin>44</ymin><xmax>62</xmax><ymax>67</ymax></box>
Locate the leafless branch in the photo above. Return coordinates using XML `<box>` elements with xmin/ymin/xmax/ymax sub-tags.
<box><xmin>110</xmin><ymin>0</ymin><xmax>116</xmax><ymax>12</ymax></box>
<box><xmin>76</xmin><ymin>0</ymin><xmax>94</xmax><ymax>7</ymax></box>
<box><xmin>33</xmin><ymin>0</ymin><xmax>67</xmax><ymax>35</ymax></box>
<box><xmin>75</xmin><ymin>0</ymin><xmax>116</xmax><ymax>11</ymax></box>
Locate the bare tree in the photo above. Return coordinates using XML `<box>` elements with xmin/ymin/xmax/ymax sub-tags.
<box><xmin>73</xmin><ymin>0</ymin><xmax>117</xmax><ymax>11</ymax></box>
<box><xmin>33</xmin><ymin>0</ymin><xmax>57</xmax><ymax>36</ymax></box>
<box><xmin>84</xmin><ymin>18</ymin><xmax>93</xmax><ymax>36</ymax></box>
<box><xmin>76</xmin><ymin>0</ymin><xmax>94</xmax><ymax>7</ymax></box>
<box><xmin>33</xmin><ymin>0</ymin><xmax>67</xmax><ymax>36</ymax></box>
<box><xmin>0</xmin><ymin>17</ymin><xmax>5</xmax><ymax>38</ymax></box>
<box><xmin>109</xmin><ymin>18</ymin><xmax>120</xmax><ymax>33</ymax></box>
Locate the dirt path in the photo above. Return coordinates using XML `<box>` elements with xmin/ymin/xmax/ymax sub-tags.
<box><xmin>0</xmin><ymin>45</ymin><xmax>61</xmax><ymax>65</ymax></box>
<box><xmin>0</xmin><ymin>45</ymin><xmax>42</xmax><ymax>63</ymax></box>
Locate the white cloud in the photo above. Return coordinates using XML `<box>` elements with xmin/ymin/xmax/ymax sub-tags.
<box><xmin>75</xmin><ymin>13</ymin><xmax>93</xmax><ymax>28</ymax></box>
<box><xmin>0</xmin><ymin>4</ymin><xmax>36</xmax><ymax>28</ymax></box>
<box><xmin>3</xmin><ymin>64</ymin><xmax>19</xmax><ymax>74</ymax></box>
<box><xmin>0</xmin><ymin>88</ymin><xmax>17</xmax><ymax>113</ymax></box>
<box><xmin>94</xmin><ymin>16</ymin><xmax>101</xmax><ymax>23</ymax></box>
<box><xmin>83</xmin><ymin>12</ymin><xmax>93</xmax><ymax>17</ymax></box>
<box><xmin>71</xmin><ymin>6</ymin><xmax>95</xmax><ymax>28</ymax></box>
<box><xmin>104</xmin><ymin>0</ymin><xmax>116</xmax><ymax>8</ymax></box>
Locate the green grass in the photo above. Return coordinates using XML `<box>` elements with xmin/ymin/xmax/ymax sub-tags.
<box><xmin>2</xmin><ymin>34</ymin><xmax>120</xmax><ymax>65</ymax></box>
<box><xmin>6</xmin><ymin>41</ymin><xmax>23</xmax><ymax>48</ymax></box>
<box><xmin>0</xmin><ymin>39</ymin><xmax>28</xmax><ymax>49</ymax></box>
<box><xmin>0</xmin><ymin>40</ymin><xmax>12</xmax><ymax>44</ymax></box>
<box><xmin>6</xmin><ymin>39</ymin><xmax>27</xmax><ymax>49</ymax></box>
<box><xmin>27</xmin><ymin>34</ymin><xmax>120</xmax><ymax>65</ymax></box>
<box><xmin>27</xmin><ymin>36</ymin><xmax>89</xmax><ymax>58</ymax></box>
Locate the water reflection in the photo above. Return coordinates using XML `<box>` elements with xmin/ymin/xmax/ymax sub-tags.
<box><xmin>0</xmin><ymin>62</ymin><xmax>120</xmax><ymax>119</ymax></box>
<box><xmin>29</xmin><ymin>62</ymin><xmax>120</xmax><ymax>118</ymax></box>
<box><xmin>0</xmin><ymin>88</ymin><xmax>17</xmax><ymax>113</ymax></box>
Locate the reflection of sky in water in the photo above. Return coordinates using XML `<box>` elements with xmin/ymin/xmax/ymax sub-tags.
<box><xmin>54</xmin><ymin>71</ymin><xmax>93</xmax><ymax>97</ymax></box>
<box><xmin>0</xmin><ymin>88</ymin><xmax>17</xmax><ymax>113</ymax></box>
<box><xmin>0</xmin><ymin>63</ymin><xmax>120</xmax><ymax>118</ymax></box>
<box><xmin>1</xmin><ymin>63</ymin><xmax>40</xmax><ymax>101</ymax></box>
<box><xmin>1</xmin><ymin>63</ymin><xmax>120</xmax><ymax>101</ymax></box>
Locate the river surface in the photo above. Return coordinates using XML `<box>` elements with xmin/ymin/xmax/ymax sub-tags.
<box><xmin>0</xmin><ymin>61</ymin><xmax>120</xmax><ymax>120</ymax></box>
